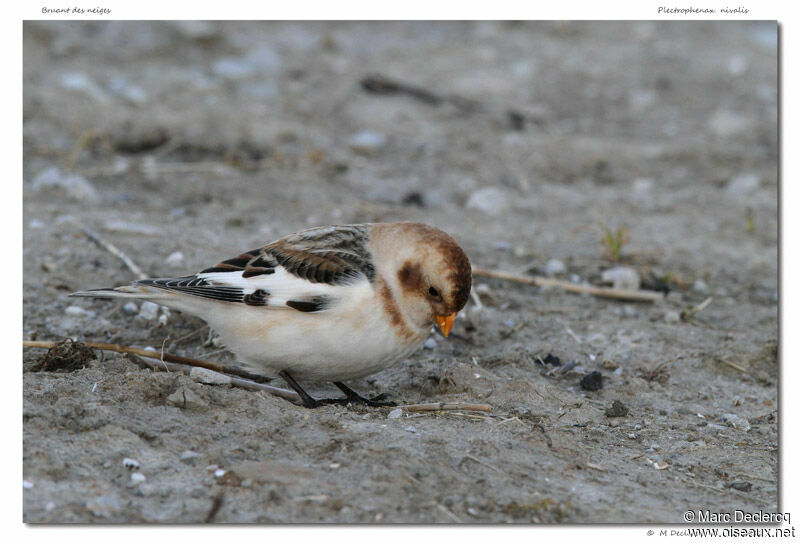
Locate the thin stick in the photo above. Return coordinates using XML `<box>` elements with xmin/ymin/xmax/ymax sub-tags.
<box><xmin>23</xmin><ymin>340</ymin><xmax>297</xmax><ymax>400</ymax></box>
<box><xmin>81</xmin><ymin>227</ymin><xmax>147</xmax><ymax>280</ymax></box>
<box><xmin>717</xmin><ymin>358</ymin><xmax>749</xmax><ymax>373</ymax></box>
<box><xmin>681</xmin><ymin>296</ymin><xmax>713</xmax><ymax>321</ymax></box>
<box><xmin>472</xmin><ymin>266</ymin><xmax>664</xmax><ymax>303</ymax></box>
<box><xmin>400</xmin><ymin>402</ymin><xmax>493</xmax><ymax>413</ymax></box>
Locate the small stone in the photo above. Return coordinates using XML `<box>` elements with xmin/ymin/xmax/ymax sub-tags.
<box><xmin>214</xmin><ymin>469</ymin><xmax>226</xmax><ymax>478</ymax></box>
<box><xmin>692</xmin><ymin>279</ymin><xmax>709</xmax><ymax>293</ymax></box>
<box><xmin>709</xmin><ymin>110</ymin><xmax>751</xmax><ymax>137</ymax></box>
<box><xmin>59</xmin><ymin>72</ymin><xmax>108</xmax><ymax>101</ymax></box>
<box><xmin>605</xmin><ymin>400</ymin><xmax>629</xmax><ymax>417</ymax></box>
<box><xmin>727</xmin><ymin>55</ymin><xmax>748</xmax><ymax>76</ymax></box>
<box><xmin>23</xmin><ymin>480</ymin><xmax>33</xmax><ymax>490</ymax></box>
<box><xmin>725</xmin><ymin>173</ymin><xmax>760</xmax><ymax>196</ymax></box>
<box><xmin>29</xmin><ymin>219</ymin><xmax>46</xmax><ymax>229</ymax></box>
<box><xmin>387</xmin><ymin>409</ymin><xmax>403</xmax><ymax>419</ymax></box>
<box><xmin>165</xmin><ymin>251</ymin><xmax>185</xmax><ymax>267</ymax></box>
<box><xmin>728</xmin><ymin>481</ymin><xmax>752</xmax><ymax>492</ymax></box>
<box><xmin>632</xmin><ymin>177</ymin><xmax>654</xmax><ymax>194</ymax></box>
<box><xmin>30</xmin><ymin>167</ymin><xmax>100</xmax><ymax>203</ymax></box>
<box><xmin>190</xmin><ymin>367</ymin><xmax>232</xmax><ymax>385</ymax></box>
<box><xmin>64</xmin><ymin>305</ymin><xmax>94</xmax><ymax>318</ymax></box>
<box><xmin>123</xmin><ymin>458</ymin><xmax>140</xmax><ymax>470</ymax></box>
<box><xmin>544</xmin><ymin>259</ymin><xmax>567</xmax><ymax>276</ymax></box>
<box><xmin>137</xmin><ymin>301</ymin><xmax>160</xmax><ymax>322</ymax></box>
<box><xmin>404</xmin><ymin>426</ymin><xmax>417</xmax><ymax>433</ymax></box>
<box><xmin>348</xmin><ymin>130</ymin><xmax>387</xmax><ymax>154</ymax></box>
<box><xmin>721</xmin><ymin>413</ymin><xmax>751</xmax><ymax>432</ymax></box>
<box><xmin>580</xmin><ymin>371</ymin><xmax>603</xmax><ymax>391</ymax></box>
<box><xmin>601</xmin><ymin>267</ymin><xmax>641</xmax><ymax>291</ymax></box>
<box><xmin>167</xmin><ymin>386</ymin><xmax>208</xmax><ymax>410</ymax></box>
<box><xmin>664</xmin><ymin>311</ymin><xmax>681</xmax><ymax>323</ymax></box>
<box><xmin>180</xmin><ymin>450</ymin><xmax>201</xmax><ymax>463</ymax></box>
<box><xmin>123</xmin><ymin>302</ymin><xmax>139</xmax><ymax>315</ymax></box>
<box><xmin>465</xmin><ymin>187</ymin><xmax>510</xmax><ymax>215</ymax></box>
<box><xmin>130</xmin><ymin>472</ymin><xmax>146</xmax><ymax>485</ymax></box>
<box><xmin>602</xmin><ymin>360</ymin><xmax>619</xmax><ymax>370</ymax></box>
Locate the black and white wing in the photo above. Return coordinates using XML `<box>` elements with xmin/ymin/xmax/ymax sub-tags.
<box><xmin>135</xmin><ymin>224</ymin><xmax>375</xmax><ymax>313</ymax></box>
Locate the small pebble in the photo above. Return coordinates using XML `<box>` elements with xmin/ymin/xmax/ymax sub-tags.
<box><xmin>190</xmin><ymin>367</ymin><xmax>232</xmax><ymax>385</ymax></box>
<box><xmin>728</xmin><ymin>481</ymin><xmax>752</xmax><ymax>492</ymax></box>
<box><xmin>692</xmin><ymin>279</ymin><xmax>709</xmax><ymax>294</ymax></box>
<box><xmin>180</xmin><ymin>450</ymin><xmax>201</xmax><ymax>463</ymax></box>
<box><xmin>601</xmin><ymin>267</ymin><xmax>641</xmax><ymax>291</ymax></box>
<box><xmin>544</xmin><ymin>258</ymin><xmax>566</xmax><ymax>276</ymax></box>
<box><xmin>64</xmin><ymin>305</ymin><xmax>94</xmax><ymax>318</ymax></box>
<box><xmin>580</xmin><ymin>371</ymin><xmax>603</xmax><ymax>391</ymax></box>
<box><xmin>721</xmin><ymin>413</ymin><xmax>751</xmax><ymax>432</ymax></box>
<box><xmin>605</xmin><ymin>400</ymin><xmax>629</xmax><ymax>417</ymax></box>
<box><xmin>165</xmin><ymin>251</ymin><xmax>185</xmax><ymax>267</ymax></box>
<box><xmin>29</xmin><ymin>219</ymin><xmax>46</xmax><ymax>229</ymax></box>
<box><xmin>465</xmin><ymin>187</ymin><xmax>510</xmax><ymax>215</ymax></box>
<box><xmin>23</xmin><ymin>480</ymin><xmax>33</xmax><ymax>490</ymax></box>
<box><xmin>167</xmin><ymin>386</ymin><xmax>208</xmax><ymax>410</ymax></box>
<box><xmin>709</xmin><ymin>110</ymin><xmax>751</xmax><ymax>137</ymax></box>
<box><xmin>348</xmin><ymin>130</ymin><xmax>387</xmax><ymax>154</ymax></box>
<box><xmin>123</xmin><ymin>302</ymin><xmax>138</xmax><ymax>315</ymax></box>
<box><xmin>130</xmin><ymin>473</ymin><xmax>146</xmax><ymax>485</ymax></box>
<box><xmin>423</xmin><ymin>337</ymin><xmax>437</xmax><ymax>350</ymax></box>
<box><xmin>123</xmin><ymin>458</ymin><xmax>140</xmax><ymax>470</ymax></box>
<box><xmin>214</xmin><ymin>469</ymin><xmax>226</xmax><ymax>478</ymax></box>
<box><xmin>137</xmin><ymin>301</ymin><xmax>160</xmax><ymax>321</ymax></box>
<box><xmin>725</xmin><ymin>173</ymin><xmax>760</xmax><ymax>196</ymax></box>
<box><xmin>404</xmin><ymin>426</ymin><xmax>417</xmax><ymax>433</ymax></box>
<box><xmin>30</xmin><ymin>166</ymin><xmax>101</xmax><ymax>202</ymax></box>
<box><xmin>664</xmin><ymin>311</ymin><xmax>681</xmax><ymax>323</ymax></box>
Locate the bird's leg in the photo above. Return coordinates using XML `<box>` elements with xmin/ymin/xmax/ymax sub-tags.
<box><xmin>333</xmin><ymin>382</ymin><xmax>396</xmax><ymax>407</ymax></box>
<box><xmin>279</xmin><ymin>370</ymin><xmax>322</xmax><ymax>409</ymax></box>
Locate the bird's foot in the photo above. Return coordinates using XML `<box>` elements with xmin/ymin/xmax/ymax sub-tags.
<box><xmin>333</xmin><ymin>382</ymin><xmax>396</xmax><ymax>407</ymax></box>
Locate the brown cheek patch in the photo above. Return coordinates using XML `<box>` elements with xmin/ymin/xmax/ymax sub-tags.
<box><xmin>377</xmin><ymin>276</ymin><xmax>415</xmax><ymax>341</ymax></box>
<box><xmin>397</xmin><ymin>261</ymin><xmax>423</xmax><ymax>293</ymax></box>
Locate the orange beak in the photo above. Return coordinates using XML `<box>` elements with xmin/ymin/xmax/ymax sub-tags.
<box><xmin>435</xmin><ymin>313</ymin><xmax>457</xmax><ymax>338</ymax></box>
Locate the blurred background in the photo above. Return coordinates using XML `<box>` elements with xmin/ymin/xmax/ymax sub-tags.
<box><xmin>23</xmin><ymin>21</ymin><xmax>778</xmax><ymax>523</ymax></box>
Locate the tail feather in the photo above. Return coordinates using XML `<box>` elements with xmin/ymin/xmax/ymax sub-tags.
<box><xmin>69</xmin><ymin>285</ymin><xmax>163</xmax><ymax>299</ymax></box>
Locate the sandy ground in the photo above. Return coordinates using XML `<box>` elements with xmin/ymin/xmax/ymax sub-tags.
<box><xmin>22</xmin><ymin>21</ymin><xmax>778</xmax><ymax>523</ymax></box>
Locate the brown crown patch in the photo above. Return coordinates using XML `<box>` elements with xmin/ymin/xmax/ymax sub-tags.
<box><xmin>445</xmin><ymin>243</ymin><xmax>472</xmax><ymax>313</ymax></box>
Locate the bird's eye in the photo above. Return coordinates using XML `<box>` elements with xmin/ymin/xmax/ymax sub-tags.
<box><xmin>428</xmin><ymin>286</ymin><xmax>440</xmax><ymax>298</ymax></box>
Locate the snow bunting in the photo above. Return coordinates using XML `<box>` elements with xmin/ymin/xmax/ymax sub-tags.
<box><xmin>72</xmin><ymin>222</ymin><xmax>472</xmax><ymax>408</ymax></box>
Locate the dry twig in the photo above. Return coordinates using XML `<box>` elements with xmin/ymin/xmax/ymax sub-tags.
<box><xmin>400</xmin><ymin>402</ymin><xmax>493</xmax><ymax>413</ymax></box>
<box><xmin>23</xmin><ymin>340</ymin><xmax>299</xmax><ymax>402</ymax></box>
<box><xmin>81</xmin><ymin>227</ymin><xmax>147</xmax><ymax>280</ymax></box>
<box><xmin>472</xmin><ymin>266</ymin><xmax>664</xmax><ymax>303</ymax></box>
